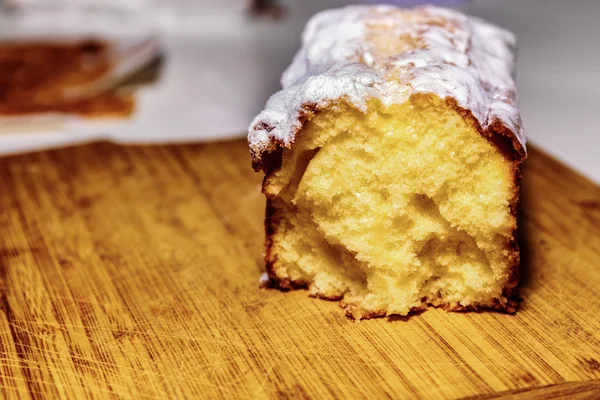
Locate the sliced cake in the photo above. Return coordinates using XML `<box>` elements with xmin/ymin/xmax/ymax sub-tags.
<box><xmin>248</xmin><ymin>5</ymin><xmax>526</xmax><ymax>319</ymax></box>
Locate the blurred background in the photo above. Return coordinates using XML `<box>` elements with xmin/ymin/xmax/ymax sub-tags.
<box><xmin>0</xmin><ymin>0</ymin><xmax>598</xmax><ymax>182</ymax></box>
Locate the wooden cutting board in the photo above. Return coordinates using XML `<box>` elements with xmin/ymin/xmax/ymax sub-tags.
<box><xmin>0</xmin><ymin>139</ymin><xmax>598</xmax><ymax>399</ymax></box>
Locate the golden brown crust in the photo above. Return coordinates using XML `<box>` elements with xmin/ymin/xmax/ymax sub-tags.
<box><xmin>252</xmin><ymin>103</ymin><xmax>317</xmax><ymax>172</ymax></box>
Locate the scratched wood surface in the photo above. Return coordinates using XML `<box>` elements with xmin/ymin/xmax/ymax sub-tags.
<box><xmin>0</xmin><ymin>139</ymin><xmax>598</xmax><ymax>400</ymax></box>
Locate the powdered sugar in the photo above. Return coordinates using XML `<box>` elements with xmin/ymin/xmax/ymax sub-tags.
<box><xmin>248</xmin><ymin>5</ymin><xmax>526</xmax><ymax>165</ymax></box>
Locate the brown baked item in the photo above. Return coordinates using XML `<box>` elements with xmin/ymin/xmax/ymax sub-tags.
<box><xmin>248</xmin><ymin>5</ymin><xmax>526</xmax><ymax>319</ymax></box>
<box><xmin>0</xmin><ymin>39</ymin><xmax>145</xmax><ymax>118</ymax></box>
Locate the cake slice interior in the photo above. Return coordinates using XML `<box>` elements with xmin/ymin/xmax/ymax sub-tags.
<box><xmin>264</xmin><ymin>93</ymin><xmax>519</xmax><ymax>318</ymax></box>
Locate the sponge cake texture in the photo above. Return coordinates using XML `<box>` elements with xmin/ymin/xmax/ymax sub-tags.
<box><xmin>249</xmin><ymin>5</ymin><xmax>526</xmax><ymax>319</ymax></box>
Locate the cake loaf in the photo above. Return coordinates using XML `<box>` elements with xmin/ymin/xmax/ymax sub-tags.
<box><xmin>248</xmin><ymin>5</ymin><xmax>526</xmax><ymax>319</ymax></box>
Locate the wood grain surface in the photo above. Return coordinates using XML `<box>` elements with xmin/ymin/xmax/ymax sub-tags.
<box><xmin>0</xmin><ymin>139</ymin><xmax>598</xmax><ymax>399</ymax></box>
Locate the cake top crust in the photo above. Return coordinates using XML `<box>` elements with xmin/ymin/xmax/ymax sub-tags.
<box><xmin>248</xmin><ymin>5</ymin><xmax>526</xmax><ymax>169</ymax></box>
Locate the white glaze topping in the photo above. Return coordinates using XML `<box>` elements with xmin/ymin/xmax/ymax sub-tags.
<box><xmin>248</xmin><ymin>5</ymin><xmax>526</xmax><ymax>164</ymax></box>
